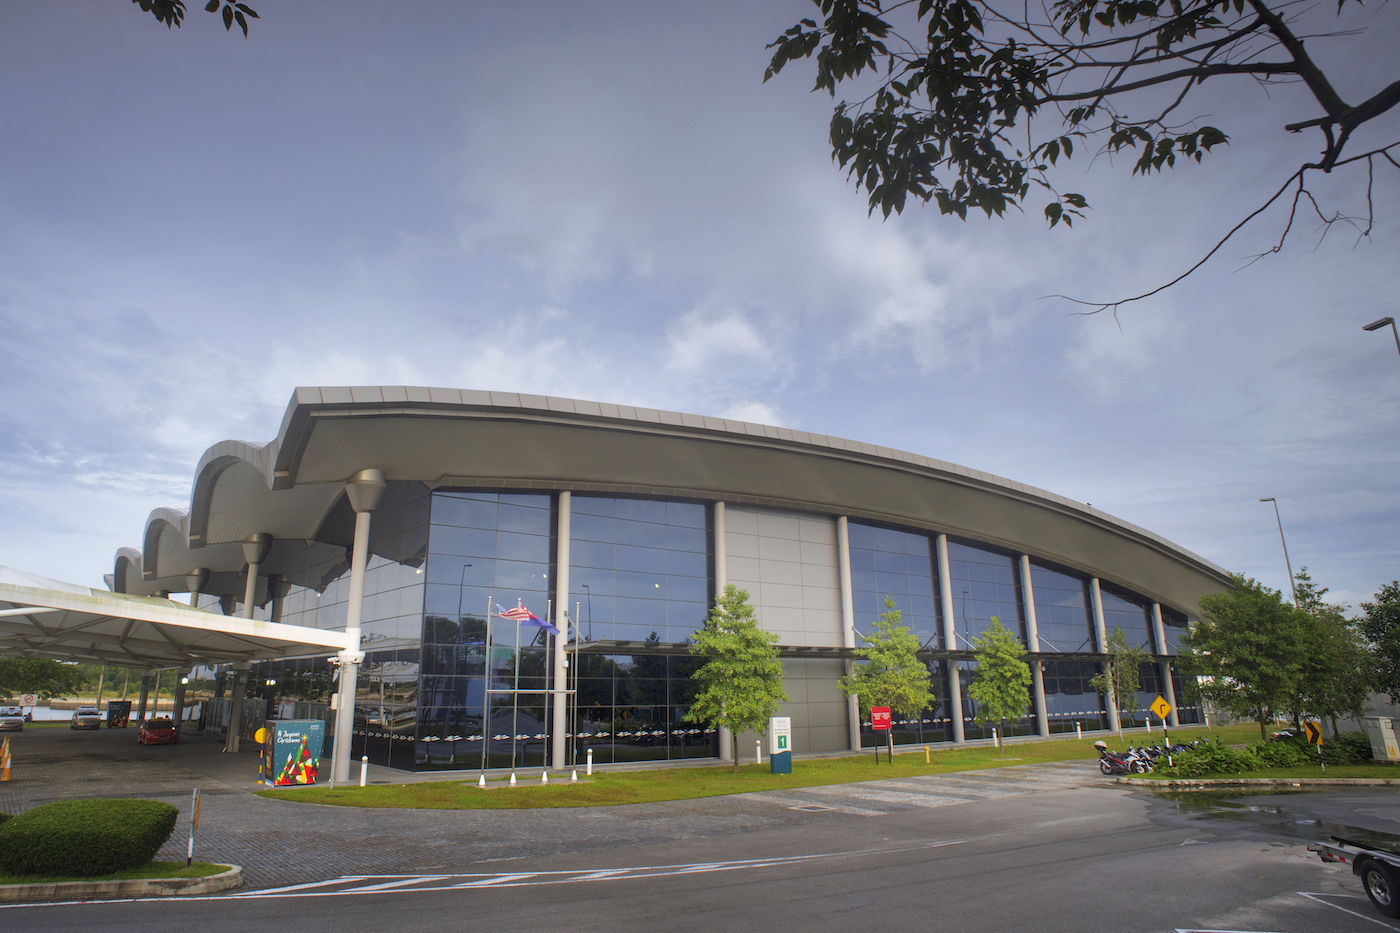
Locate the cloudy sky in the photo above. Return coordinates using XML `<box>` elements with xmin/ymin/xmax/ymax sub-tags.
<box><xmin>1</xmin><ymin>2</ymin><xmax>1396</xmax><ymax>610</ymax></box>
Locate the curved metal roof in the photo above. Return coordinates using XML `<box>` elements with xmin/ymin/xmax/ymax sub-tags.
<box><xmin>112</xmin><ymin>386</ymin><xmax>1232</xmax><ymax>615</ymax></box>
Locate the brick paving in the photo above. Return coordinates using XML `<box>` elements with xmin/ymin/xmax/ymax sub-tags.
<box><xmin>0</xmin><ymin>726</ymin><xmax>1108</xmax><ymax>891</ymax></box>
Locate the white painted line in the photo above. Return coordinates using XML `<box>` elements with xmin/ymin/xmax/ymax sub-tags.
<box><xmin>1298</xmin><ymin>891</ymin><xmax>1400</xmax><ymax>930</ymax></box>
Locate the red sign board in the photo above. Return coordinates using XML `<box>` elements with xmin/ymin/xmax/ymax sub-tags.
<box><xmin>872</xmin><ymin>707</ymin><xmax>892</xmax><ymax>731</ymax></box>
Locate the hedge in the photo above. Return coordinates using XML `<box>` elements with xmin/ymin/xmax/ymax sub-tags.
<box><xmin>1153</xmin><ymin>731</ymin><xmax>1374</xmax><ymax>778</ymax></box>
<box><xmin>0</xmin><ymin>798</ymin><xmax>178</xmax><ymax>876</ymax></box>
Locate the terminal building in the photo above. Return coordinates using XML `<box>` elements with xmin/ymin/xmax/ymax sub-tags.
<box><xmin>102</xmin><ymin>386</ymin><xmax>1230</xmax><ymax>775</ymax></box>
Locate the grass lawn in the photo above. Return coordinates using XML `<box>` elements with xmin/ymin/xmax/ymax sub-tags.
<box><xmin>0</xmin><ymin>862</ymin><xmax>229</xmax><ymax>886</ymax></box>
<box><xmin>258</xmin><ymin>722</ymin><xmax>1262</xmax><ymax>810</ymax></box>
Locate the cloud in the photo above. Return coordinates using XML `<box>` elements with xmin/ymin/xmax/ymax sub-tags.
<box><xmin>665</xmin><ymin>308</ymin><xmax>771</xmax><ymax>375</ymax></box>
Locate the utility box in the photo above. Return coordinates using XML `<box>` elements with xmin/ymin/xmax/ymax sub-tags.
<box><xmin>768</xmin><ymin>716</ymin><xmax>792</xmax><ymax>775</ymax></box>
<box><xmin>261</xmin><ymin>720</ymin><xmax>326</xmax><ymax>785</ymax></box>
<box><xmin>1361</xmin><ymin>717</ymin><xmax>1400</xmax><ymax>762</ymax></box>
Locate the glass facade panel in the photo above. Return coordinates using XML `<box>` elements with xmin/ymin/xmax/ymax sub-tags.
<box><xmin>1040</xmin><ymin>659</ymin><xmax>1108</xmax><ymax>732</ymax></box>
<box><xmin>857</xmin><ymin>660</ymin><xmax>957</xmax><ymax>747</ymax></box>
<box><xmin>1029</xmin><ymin>561</ymin><xmax>1095</xmax><ymax>653</ymax></box>
<box><xmin>1161</xmin><ymin>605</ymin><xmax>1189</xmax><ymax>655</ymax></box>
<box><xmin>946</xmin><ymin>539</ymin><xmax>1026</xmax><ymax>648</ymax></box>
<box><xmin>847</xmin><ymin>522</ymin><xmax>941</xmax><ymax>649</ymax></box>
<box><xmin>568</xmin><ymin>496</ymin><xmax>709</xmax><ymax>645</ymax></box>
<box><xmin>1098</xmin><ymin>582</ymin><xmax>1155</xmax><ymax>651</ymax></box>
<box><xmin>419</xmin><ymin>491</ymin><xmax>555</xmax><ymax>771</ymax></box>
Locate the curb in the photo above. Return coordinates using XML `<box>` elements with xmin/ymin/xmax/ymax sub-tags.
<box><xmin>0</xmin><ymin>865</ymin><xmax>242</xmax><ymax>904</ymax></box>
<box><xmin>1117</xmin><ymin>777</ymin><xmax>1400</xmax><ymax>788</ymax></box>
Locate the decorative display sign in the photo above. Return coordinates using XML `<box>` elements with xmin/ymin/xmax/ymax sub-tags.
<box><xmin>263</xmin><ymin>720</ymin><xmax>325</xmax><ymax>786</ymax></box>
<box><xmin>106</xmin><ymin>700</ymin><xmax>132</xmax><ymax>729</ymax></box>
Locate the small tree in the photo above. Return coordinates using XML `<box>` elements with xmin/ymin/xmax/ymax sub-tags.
<box><xmin>1360</xmin><ymin>581</ymin><xmax>1400</xmax><ymax>705</ymax></box>
<box><xmin>1089</xmin><ymin>626</ymin><xmax>1146</xmax><ymax>734</ymax></box>
<box><xmin>0</xmin><ymin>658</ymin><xmax>84</xmax><ymax>700</ymax></box>
<box><xmin>1291</xmin><ymin>568</ymin><xmax>1370</xmax><ymax>733</ymax></box>
<box><xmin>1180</xmin><ymin>574</ymin><xmax>1306</xmax><ymax>741</ymax></box>
<box><xmin>685</xmin><ymin>585</ymin><xmax>788</xmax><ymax>772</ymax></box>
<box><xmin>965</xmin><ymin>618</ymin><xmax>1031</xmax><ymax>752</ymax></box>
<box><xmin>839</xmin><ymin>598</ymin><xmax>934</xmax><ymax>743</ymax></box>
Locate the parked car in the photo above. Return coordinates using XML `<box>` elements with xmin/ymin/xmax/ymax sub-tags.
<box><xmin>137</xmin><ymin>718</ymin><xmax>178</xmax><ymax>745</ymax></box>
<box><xmin>0</xmin><ymin>707</ymin><xmax>23</xmax><ymax>732</ymax></box>
<box><xmin>70</xmin><ymin>706</ymin><xmax>103</xmax><ymax>730</ymax></box>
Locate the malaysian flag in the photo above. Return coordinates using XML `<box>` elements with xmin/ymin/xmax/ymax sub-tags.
<box><xmin>495</xmin><ymin>603</ymin><xmax>560</xmax><ymax>636</ymax></box>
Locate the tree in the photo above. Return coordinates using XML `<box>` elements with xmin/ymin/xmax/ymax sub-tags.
<box><xmin>1359</xmin><ymin>580</ymin><xmax>1400</xmax><ymax>704</ymax></box>
<box><xmin>0</xmin><ymin>658</ymin><xmax>84</xmax><ymax>700</ymax></box>
<box><xmin>685</xmin><ymin>585</ymin><xmax>788</xmax><ymax>771</ymax></box>
<box><xmin>965</xmin><ymin>617</ymin><xmax>1030</xmax><ymax>750</ymax></box>
<box><xmin>1290</xmin><ymin>567</ymin><xmax>1370</xmax><ymax>732</ymax></box>
<box><xmin>1179</xmin><ymin>573</ymin><xmax>1304</xmax><ymax>740</ymax></box>
<box><xmin>1089</xmin><ymin>625</ymin><xmax>1146</xmax><ymax>733</ymax></box>
<box><xmin>765</xmin><ymin>0</ymin><xmax>1399</xmax><ymax>311</ymax></box>
<box><xmin>132</xmin><ymin>0</ymin><xmax>260</xmax><ymax>38</ymax></box>
<box><xmin>839</xmin><ymin>597</ymin><xmax>934</xmax><ymax>728</ymax></box>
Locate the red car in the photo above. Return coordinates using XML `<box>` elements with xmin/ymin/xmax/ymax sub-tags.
<box><xmin>137</xmin><ymin>718</ymin><xmax>179</xmax><ymax>745</ymax></box>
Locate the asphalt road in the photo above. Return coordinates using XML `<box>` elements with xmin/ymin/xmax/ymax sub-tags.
<box><xmin>5</xmin><ymin>784</ymin><xmax>1397</xmax><ymax>933</ymax></box>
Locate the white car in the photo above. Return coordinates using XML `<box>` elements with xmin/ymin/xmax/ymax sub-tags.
<box><xmin>0</xmin><ymin>707</ymin><xmax>23</xmax><ymax>732</ymax></box>
<box><xmin>71</xmin><ymin>706</ymin><xmax>103</xmax><ymax>730</ymax></box>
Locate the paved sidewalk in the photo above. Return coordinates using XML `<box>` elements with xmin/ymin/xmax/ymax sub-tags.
<box><xmin>0</xmin><ymin>726</ymin><xmax>1112</xmax><ymax>890</ymax></box>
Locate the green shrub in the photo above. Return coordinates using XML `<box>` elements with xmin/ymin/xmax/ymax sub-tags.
<box><xmin>1153</xmin><ymin>739</ymin><xmax>1261</xmax><ymax>778</ymax></box>
<box><xmin>0</xmin><ymin>812</ymin><xmax>11</xmax><ymax>825</ymax></box>
<box><xmin>1323</xmin><ymin>730</ymin><xmax>1373</xmax><ymax>765</ymax></box>
<box><xmin>1253</xmin><ymin>738</ymin><xmax>1312</xmax><ymax>768</ymax></box>
<box><xmin>0</xmin><ymin>799</ymin><xmax>178</xmax><ymax>877</ymax></box>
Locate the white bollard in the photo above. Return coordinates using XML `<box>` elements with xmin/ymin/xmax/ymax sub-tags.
<box><xmin>541</xmin><ymin>771</ymin><xmax>548</xmax><ymax>785</ymax></box>
<box><xmin>478</xmin><ymin>774</ymin><xmax>486</xmax><ymax>788</ymax></box>
<box><xmin>586</xmin><ymin>748</ymin><xmax>593</xmax><ymax>776</ymax></box>
<box><xmin>993</xmin><ymin>728</ymin><xmax>999</xmax><ymax>749</ymax></box>
<box><xmin>755</xmin><ymin>739</ymin><xmax>762</xmax><ymax>765</ymax></box>
<box><xmin>1147</xmin><ymin>717</ymin><xmax>1153</xmax><ymax>733</ymax></box>
<box><xmin>571</xmin><ymin>769</ymin><xmax>578</xmax><ymax>782</ymax></box>
<box><xmin>509</xmin><ymin>772</ymin><xmax>517</xmax><ymax>785</ymax></box>
<box><xmin>359</xmin><ymin>755</ymin><xmax>368</xmax><ymax>787</ymax></box>
<box><xmin>1076</xmin><ymin>722</ymin><xmax>1082</xmax><ymax>739</ymax></box>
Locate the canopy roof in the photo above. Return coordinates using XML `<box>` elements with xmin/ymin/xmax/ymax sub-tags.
<box><xmin>0</xmin><ymin>567</ymin><xmax>350</xmax><ymax>670</ymax></box>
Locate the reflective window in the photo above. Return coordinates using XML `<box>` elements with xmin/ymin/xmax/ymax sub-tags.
<box><xmin>1040</xmin><ymin>659</ymin><xmax>1108</xmax><ymax>732</ymax></box>
<box><xmin>1029</xmin><ymin>561</ymin><xmax>1095</xmax><ymax>653</ymax></box>
<box><xmin>1098</xmin><ymin>583</ymin><xmax>1155</xmax><ymax>651</ymax></box>
<box><xmin>1161</xmin><ymin>605</ymin><xmax>1189</xmax><ymax>655</ymax></box>
<box><xmin>569</xmin><ymin>496</ymin><xmax>709</xmax><ymax>645</ymax></box>
<box><xmin>847</xmin><ymin>522</ymin><xmax>941</xmax><ymax>648</ymax></box>
<box><xmin>946</xmin><ymin>539</ymin><xmax>1026</xmax><ymax>647</ymax></box>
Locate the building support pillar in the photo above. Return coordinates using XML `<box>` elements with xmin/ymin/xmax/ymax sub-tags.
<box><xmin>1152</xmin><ymin>603</ymin><xmax>1180</xmax><ymax>727</ymax></box>
<box><xmin>1020</xmin><ymin>555</ymin><xmax>1049</xmax><ymax>738</ymax></box>
<box><xmin>837</xmin><ymin>516</ymin><xmax>861</xmax><ymax>753</ymax></box>
<box><xmin>224</xmin><ymin>663</ymin><xmax>249</xmax><ymax>750</ymax></box>
<box><xmin>714</xmin><ymin>501</ymin><xmax>732</xmax><ymax>762</ymax></box>
<box><xmin>936</xmin><ymin>534</ymin><xmax>965</xmax><ymax>744</ymax></box>
<box><xmin>172</xmin><ymin>668</ymin><xmax>191</xmax><ymax>735</ymax></box>
<box><xmin>333</xmin><ymin>469</ymin><xmax>384</xmax><ymax>784</ymax></box>
<box><xmin>136</xmin><ymin>671</ymin><xmax>152</xmax><ymax>721</ymax></box>
<box><xmin>185</xmin><ymin>568</ymin><xmax>208</xmax><ymax>609</ymax></box>
<box><xmin>1089</xmin><ymin>578</ymin><xmax>1119</xmax><ymax>733</ymax></box>
<box><xmin>225</xmin><ymin>533</ymin><xmax>272</xmax><ymax>753</ymax></box>
<box><xmin>552</xmin><ymin>491</ymin><xmax>571</xmax><ymax>771</ymax></box>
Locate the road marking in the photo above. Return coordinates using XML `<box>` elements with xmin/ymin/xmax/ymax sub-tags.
<box><xmin>1298</xmin><ymin>891</ymin><xmax>1400</xmax><ymax>930</ymax></box>
<box><xmin>0</xmin><ymin>838</ymin><xmax>970</xmax><ymax>908</ymax></box>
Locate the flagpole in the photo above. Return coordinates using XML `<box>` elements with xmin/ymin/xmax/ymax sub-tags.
<box><xmin>512</xmin><ymin>598</ymin><xmax>522</xmax><ymax>770</ymax></box>
<box><xmin>572</xmin><ymin>602</ymin><xmax>580</xmax><ymax>768</ymax></box>
<box><xmin>545</xmin><ymin>599</ymin><xmax>552</xmax><ymax>770</ymax></box>
<box><xmin>482</xmin><ymin>595</ymin><xmax>492</xmax><ymax>774</ymax></box>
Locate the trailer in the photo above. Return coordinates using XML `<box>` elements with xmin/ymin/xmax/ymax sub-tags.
<box><xmin>1310</xmin><ymin>837</ymin><xmax>1400</xmax><ymax>918</ymax></box>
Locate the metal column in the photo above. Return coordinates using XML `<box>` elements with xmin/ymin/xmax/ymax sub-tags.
<box><xmin>1152</xmin><ymin>603</ymin><xmax>1180</xmax><ymax>727</ymax></box>
<box><xmin>936</xmin><ymin>534</ymin><xmax>965</xmax><ymax>744</ymax></box>
<box><xmin>1020</xmin><ymin>555</ymin><xmax>1049</xmax><ymax>738</ymax></box>
<box><xmin>837</xmin><ymin>515</ymin><xmax>861</xmax><ymax>753</ymax></box>
<box><xmin>551</xmin><ymin>491</ymin><xmax>571</xmax><ymax>770</ymax></box>
<box><xmin>714</xmin><ymin>501</ymin><xmax>732</xmax><ymax>762</ymax></box>
<box><xmin>333</xmin><ymin>469</ymin><xmax>384</xmax><ymax>784</ymax></box>
<box><xmin>1089</xmin><ymin>578</ymin><xmax>1119</xmax><ymax>733</ymax></box>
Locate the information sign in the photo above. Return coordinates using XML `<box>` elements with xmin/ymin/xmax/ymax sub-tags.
<box><xmin>768</xmin><ymin>716</ymin><xmax>792</xmax><ymax>754</ymax></box>
<box><xmin>20</xmin><ymin>695</ymin><xmax>36</xmax><ymax>707</ymax></box>
<box><xmin>872</xmin><ymin>707</ymin><xmax>892</xmax><ymax>731</ymax></box>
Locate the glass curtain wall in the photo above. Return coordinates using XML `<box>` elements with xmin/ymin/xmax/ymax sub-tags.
<box><xmin>420</xmin><ymin>492</ymin><xmax>554</xmax><ymax>771</ymax></box>
<box><xmin>1161</xmin><ymin>606</ymin><xmax>1200</xmax><ymax>724</ymax></box>
<box><xmin>946</xmin><ymin>539</ymin><xmax>1033</xmax><ymax>739</ymax></box>
<box><xmin>1030</xmin><ymin>560</ymin><xmax>1108</xmax><ymax>733</ymax></box>
<box><xmin>847</xmin><ymin>522</ymin><xmax>953</xmax><ymax>747</ymax></box>
<box><xmin>1097</xmin><ymin>583</ymin><xmax>1158</xmax><ymax>728</ymax></box>
<box><xmin>568</xmin><ymin>497</ymin><xmax>712</xmax><ymax>764</ymax></box>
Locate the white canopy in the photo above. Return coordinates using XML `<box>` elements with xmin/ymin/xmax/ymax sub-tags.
<box><xmin>0</xmin><ymin>566</ymin><xmax>350</xmax><ymax>670</ymax></box>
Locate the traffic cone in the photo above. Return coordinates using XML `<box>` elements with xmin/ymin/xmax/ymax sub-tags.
<box><xmin>477</xmin><ymin>774</ymin><xmax>486</xmax><ymax>788</ymax></box>
<box><xmin>540</xmin><ymin>771</ymin><xmax>548</xmax><ymax>785</ymax></box>
<box><xmin>571</xmin><ymin>769</ymin><xmax>578</xmax><ymax>782</ymax></box>
<box><xmin>1</xmin><ymin>736</ymin><xmax>10</xmax><ymax>782</ymax></box>
<box><xmin>509</xmin><ymin>772</ymin><xmax>516</xmax><ymax>785</ymax></box>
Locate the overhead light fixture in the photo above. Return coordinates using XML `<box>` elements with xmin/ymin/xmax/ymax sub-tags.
<box><xmin>1363</xmin><ymin>316</ymin><xmax>1395</xmax><ymax>331</ymax></box>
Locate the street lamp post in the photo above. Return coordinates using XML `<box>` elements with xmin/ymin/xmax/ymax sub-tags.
<box><xmin>1258</xmin><ymin>498</ymin><xmax>1298</xmax><ymax>606</ymax></box>
<box><xmin>1363</xmin><ymin>316</ymin><xmax>1400</xmax><ymax>359</ymax></box>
